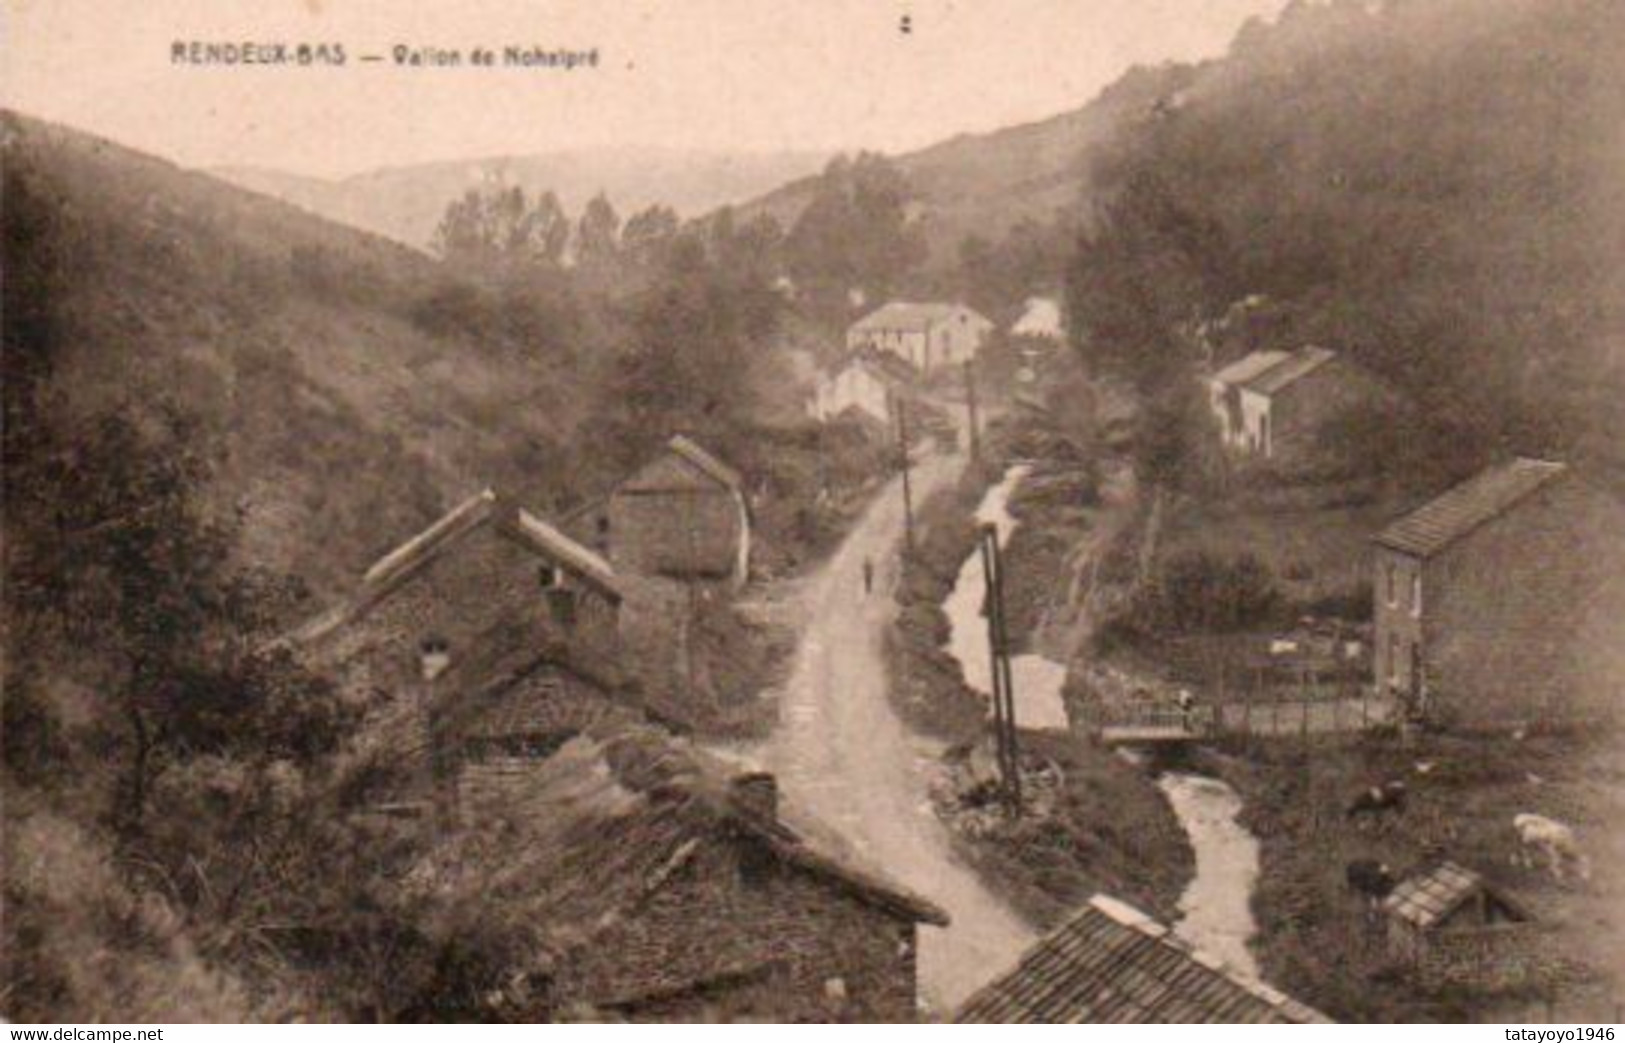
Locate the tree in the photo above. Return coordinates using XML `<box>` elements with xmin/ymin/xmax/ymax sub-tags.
<box><xmin>621</xmin><ymin>204</ymin><xmax>680</xmax><ymax>270</ymax></box>
<box><xmin>431</xmin><ymin>185</ymin><xmax>570</xmax><ymax>269</ymax></box>
<box><xmin>784</xmin><ymin>153</ymin><xmax>926</xmax><ymax>312</ymax></box>
<box><xmin>574</xmin><ymin>192</ymin><xmax>621</xmax><ymax>271</ymax></box>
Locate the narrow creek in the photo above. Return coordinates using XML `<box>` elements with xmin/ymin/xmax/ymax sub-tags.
<box><xmin>942</xmin><ymin>464</ymin><xmax>1264</xmax><ymax>977</ymax></box>
<box><xmin>941</xmin><ymin>463</ymin><xmax>1070</xmax><ymax>730</ymax></box>
<box><xmin>1156</xmin><ymin>770</ymin><xmax>1262</xmax><ymax>977</ymax></box>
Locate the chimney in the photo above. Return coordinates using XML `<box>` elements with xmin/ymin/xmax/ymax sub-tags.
<box><xmin>730</xmin><ymin>771</ymin><xmax>778</xmax><ymax>821</ymax></box>
<box><xmin>418</xmin><ymin>636</ymin><xmax>452</xmax><ymax>682</ymax></box>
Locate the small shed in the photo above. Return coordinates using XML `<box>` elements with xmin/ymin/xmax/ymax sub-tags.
<box><xmin>1382</xmin><ymin>861</ymin><xmax>1537</xmax><ymax>987</ymax></box>
<box><xmin>606</xmin><ymin>435</ymin><xmax>750</xmax><ymax>589</ymax></box>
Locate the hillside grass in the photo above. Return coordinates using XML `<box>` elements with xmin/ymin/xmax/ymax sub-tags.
<box><xmin>1213</xmin><ymin>731</ymin><xmax>1625</xmax><ymax>1023</ymax></box>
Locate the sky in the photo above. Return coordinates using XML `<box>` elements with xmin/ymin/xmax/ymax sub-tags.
<box><xmin>2</xmin><ymin>0</ymin><xmax>1288</xmax><ymax>179</ymax></box>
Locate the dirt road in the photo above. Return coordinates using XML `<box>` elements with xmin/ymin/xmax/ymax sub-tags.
<box><xmin>762</xmin><ymin>449</ymin><xmax>1036</xmax><ymax>1016</ymax></box>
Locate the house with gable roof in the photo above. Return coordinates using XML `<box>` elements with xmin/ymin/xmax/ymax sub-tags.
<box><xmin>847</xmin><ymin>301</ymin><xmax>992</xmax><ymax>376</ymax></box>
<box><xmin>1372</xmin><ymin>458</ymin><xmax>1625</xmax><ymax>728</ymax></box>
<box><xmin>410</xmin><ymin>721</ymin><xmax>949</xmax><ymax>1021</ymax></box>
<box><xmin>1206</xmin><ymin>345</ymin><xmax>1385</xmax><ymax>469</ymax></box>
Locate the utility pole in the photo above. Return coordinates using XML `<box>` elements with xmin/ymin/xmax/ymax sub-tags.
<box><xmin>963</xmin><ymin>359</ymin><xmax>981</xmax><ymax>465</ymax></box>
<box><xmin>896</xmin><ymin>392</ymin><xmax>915</xmax><ymax>558</ymax></box>
<box><xmin>980</xmin><ymin>523</ymin><xmax>1022</xmax><ymax>814</ymax></box>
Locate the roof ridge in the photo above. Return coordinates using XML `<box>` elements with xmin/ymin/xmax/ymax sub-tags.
<box><xmin>666</xmin><ymin>434</ymin><xmax>743</xmax><ymax>491</ymax></box>
<box><xmin>1374</xmin><ymin>457</ymin><xmax>1569</xmax><ymax>557</ymax></box>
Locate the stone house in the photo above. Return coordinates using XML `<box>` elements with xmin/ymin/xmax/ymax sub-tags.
<box><xmin>846</xmin><ymin>301</ymin><xmax>992</xmax><ymax>376</ymax></box>
<box><xmin>593</xmin><ymin>435</ymin><xmax>751</xmax><ymax>590</ymax></box>
<box><xmin>1205</xmin><ymin>346</ymin><xmax>1384</xmax><ymax>469</ymax></box>
<box><xmin>410</xmin><ymin>724</ymin><xmax>949</xmax><ymax>1022</ymax></box>
<box><xmin>295</xmin><ymin>489</ymin><xmax>623</xmax><ymax>700</ymax></box>
<box><xmin>1372</xmin><ymin>458</ymin><xmax>1625</xmax><ymax>728</ymax></box>
<box><xmin>956</xmin><ymin>894</ymin><xmax>1329</xmax><ymax>1023</ymax></box>
<box><xmin>1382</xmin><ymin>862</ymin><xmax>1541</xmax><ymax>990</ymax></box>
<box><xmin>808</xmin><ymin>349</ymin><xmax>916</xmax><ymax>428</ymax></box>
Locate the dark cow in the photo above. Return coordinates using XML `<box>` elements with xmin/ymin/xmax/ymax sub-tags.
<box><xmin>1346</xmin><ymin>780</ymin><xmax>1407</xmax><ymax>823</ymax></box>
<box><xmin>1345</xmin><ymin>859</ymin><xmax>1396</xmax><ymax>902</ymax></box>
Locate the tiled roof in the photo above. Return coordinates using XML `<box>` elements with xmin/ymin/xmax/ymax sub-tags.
<box><xmin>1243</xmin><ymin>346</ymin><xmax>1337</xmax><ymax>395</ymax></box>
<box><xmin>1380</xmin><ymin>861</ymin><xmax>1524</xmax><ymax>931</ymax></box>
<box><xmin>1209</xmin><ymin>350</ymin><xmax>1290</xmax><ymax>388</ymax></box>
<box><xmin>410</xmin><ymin>723</ymin><xmax>949</xmax><ymax>986</ymax></box>
<box><xmin>1374</xmin><ymin>459</ymin><xmax>1568</xmax><ymax>558</ymax></box>
<box><xmin>666</xmin><ymin>435</ymin><xmax>743</xmax><ymax>491</ymax></box>
<box><xmin>850</xmin><ymin>301</ymin><xmax>987</xmax><ymax>333</ymax></box>
<box><xmin>955</xmin><ymin>895</ymin><xmax>1330</xmax><ymax>1024</ymax></box>
<box><xmin>292</xmin><ymin>490</ymin><xmax>621</xmax><ymax>642</ymax></box>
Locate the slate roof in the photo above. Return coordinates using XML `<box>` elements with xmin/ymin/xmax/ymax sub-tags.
<box><xmin>664</xmin><ymin>435</ymin><xmax>743</xmax><ymax>492</ymax></box>
<box><xmin>1374</xmin><ymin>459</ymin><xmax>1568</xmax><ymax>558</ymax></box>
<box><xmin>409</xmin><ymin>723</ymin><xmax>949</xmax><ymax>991</ymax></box>
<box><xmin>850</xmin><ymin>301</ymin><xmax>987</xmax><ymax>333</ymax></box>
<box><xmin>1243</xmin><ymin>346</ymin><xmax>1337</xmax><ymax>396</ymax></box>
<box><xmin>955</xmin><ymin>895</ymin><xmax>1330</xmax><ymax>1024</ymax></box>
<box><xmin>1209</xmin><ymin>350</ymin><xmax>1290</xmax><ymax>388</ymax></box>
<box><xmin>1382</xmin><ymin>861</ymin><xmax>1528</xmax><ymax>931</ymax></box>
<box><xmin>1383</xmin><ymin>862</ymin><xmax>1482</xmax><ymax>930</ymax></box>
<box><xmin>293</xmin><ymin>490</ymin><xmax>622</xmax><ymax>643</ymax></box>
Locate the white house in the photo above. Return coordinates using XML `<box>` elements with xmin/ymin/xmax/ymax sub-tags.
<box><xmin>1206</xmin><ymin>346</ymin><xmax>1386</xmax><ymax>466</ymax></box>
<box><xmin>1207</xmin><ymin>350</ymin><xmax>1290</xmax><ymax>453</ymax></box>
<box><xmin>846</xmin><ymin>301</ymin><xmax>992</xmax><ymax>375</ymax></box>
<box><xmin>809</xmin><ymin>351</ymin><xmax>914</xmax><ymax>426</ymax></box>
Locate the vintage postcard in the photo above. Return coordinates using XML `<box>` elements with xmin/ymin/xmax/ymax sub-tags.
<box><xmin>2</xmin><ymin>0</ymin><xmax>1622</xmax><ymax>1026</ymax></box>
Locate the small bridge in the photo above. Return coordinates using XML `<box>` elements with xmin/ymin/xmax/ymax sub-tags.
<box><xmin>1094</xmin><ymin>703</ymin><xmax>1215</xmax><ymax>746</ymax></box>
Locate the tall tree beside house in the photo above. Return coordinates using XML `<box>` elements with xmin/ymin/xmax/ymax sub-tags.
<box><xmin>784</xmin><ymin>153</ymin><xmax>927</xmax><ymax>314</ymax></box>
<box><xmin>1065</xmin><ymin>0</ymin><xmax>1624</xmax><ymax>470</ymax></box>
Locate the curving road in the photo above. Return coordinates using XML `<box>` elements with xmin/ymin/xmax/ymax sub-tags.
<box><xmin>761</xmin><ymin>448</ymin><xmax>1035</xmax><ymax>1016</ymax></box>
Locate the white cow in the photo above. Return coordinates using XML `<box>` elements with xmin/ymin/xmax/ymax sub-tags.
<box><xmin>1513</xmin><ymin>813</ymin><xmax>1591</xmax><ymax>883</ymax></box>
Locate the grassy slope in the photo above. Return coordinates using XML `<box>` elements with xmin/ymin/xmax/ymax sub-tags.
<box><xmin>4</xmin><ymin>111</ymin><xmax>591</xmax><ymax>602</ymax></box>
<box><xmin>1216</xmin><ymin>732</ymin><xmax>1625</xmax><ymax>1022</ymax></box>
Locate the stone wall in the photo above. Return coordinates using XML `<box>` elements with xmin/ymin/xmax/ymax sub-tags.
<box><xmin>311</xmin><ymin>525</ymin><xmax>619</xmax><ymax>710</ymax></box>
<box><xmin>1414</xmin><ymin>924</ymin><xmax>1566</xmax><ymax>992</ymax></box>
<box><xmin>1423</xmin><ymin>479</ymin><xmax>1625</xmax><ymax>728</ymax></box>
<box><xmin>1268</xmin><ymin>358</ymin><xmax>1384</xmax><ymax>472</ymax></box>
<box><xmin>609</xmin><ymin>488</ymin><xmax>742</xmax><ymax>580</ymax></box>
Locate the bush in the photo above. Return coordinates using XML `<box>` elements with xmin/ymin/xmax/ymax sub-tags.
<box><xmin>1133</xmin><ymin>549</ymin><xmax>1280</xmax><ymax>634</ymax></box>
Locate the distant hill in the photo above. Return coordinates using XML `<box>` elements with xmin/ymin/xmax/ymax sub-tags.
<box><xmin>736</xmin><ymin>64</ymin><xmax>1194</xmax><ymax>270</ymax></box>
<box><xmin>2</xmin><ymin>111</ymin><xmax>602</xmax><ymax>599</ymax></box>
<box><xmin>215</xmin><ymin>148</ymin><xmax>829</xmax><ymax>251</ymax></box>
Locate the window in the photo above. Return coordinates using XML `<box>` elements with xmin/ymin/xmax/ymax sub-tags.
<box><xmin>1411</xmin><ymin>573</ymin><xmax>1422</xmax><ymax>617</ymax></box>
<box><xmin>1386</xmin><ymin>563</ymin><xmax>1397</xmax><ymax>607</ymax></box>
<box><xmin>1388</xmin><ymin>634</ymin><xmax>1400</xmax><ymax>683</ymax></box>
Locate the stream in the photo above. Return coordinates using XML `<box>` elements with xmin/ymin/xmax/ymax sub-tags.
<box><xmin>941</xmin><ymin>463</ymin><xmax>1070</xmax><ymax>730</ymax></box>
<box><xmin>942</xmin><ymin>464</ymin><xmax>1264</xmax><ymax>978</ymax></box>
<box><xmin>1156</xmin><ymin>770</ymin><xmax>1262</xmax><ymax>978</ymax></box>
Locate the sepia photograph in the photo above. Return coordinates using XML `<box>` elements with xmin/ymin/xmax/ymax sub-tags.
<box><xmin>2</xmin><ymin>0</ymin><xmax>1622</xmax><ymax>1026</ymax></box>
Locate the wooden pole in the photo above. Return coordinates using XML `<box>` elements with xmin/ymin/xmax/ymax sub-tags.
<box><xmin>979</xmin><ymin>530</ymin><xmax>1011</xmax><ymax>797</ymax></box>
<box><xmin>897</xmin><ymin>394</ymin><xmax>915</xmax><ymax>558</ymax></box>
<box><xmin>986</xmin><ymin>524</ymin><xmax>1022</xmax><ymax>812</ymax></box>
<box><xmin>964</xmin><ymin>359</ymin><xmax>981</xmax><ymax>465</ymax></box>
